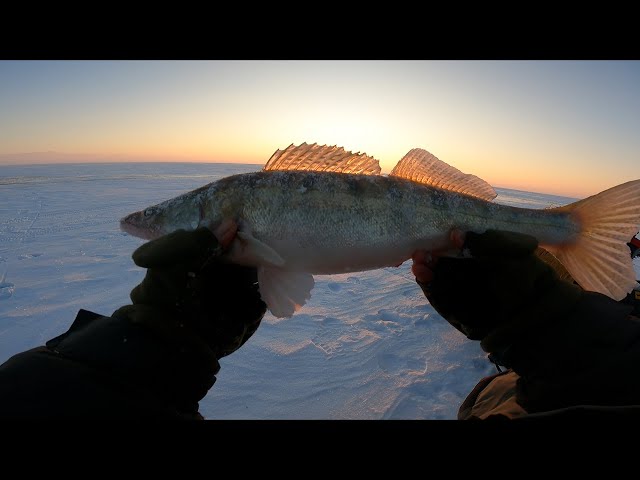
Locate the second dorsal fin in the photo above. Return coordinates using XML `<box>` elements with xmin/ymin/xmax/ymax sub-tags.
<box><xmin>390</xmin><ymin>148</ymin><xmax>497</xmax><ymax>201</ymax></box>
<box><xmin>263</xmin><ymin>143</ymin><xmax>382</xmax><ymax>175</ymax></box>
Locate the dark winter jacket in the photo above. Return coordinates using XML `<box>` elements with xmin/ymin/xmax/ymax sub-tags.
<box><xmin>459</xmin><ymin>290</ymin><xmax>640</xmax><ymax>420</ymax></box>
<box><xmin>2</xmin><ymin>291</ymin><xmax>640</xmax><ymax>419</ymax></box>
<box><xmin>0</xmin><ymin>309</ymin><xmax>215</xmax><ymax>420</ymax></box>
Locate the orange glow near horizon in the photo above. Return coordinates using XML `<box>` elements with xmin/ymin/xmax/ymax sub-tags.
<box><xmin>1</xmin><ymin>60</ymin><xmax>638</xmax><ymax>199</ymax></box>
<box><xmin>0</xmin><ymin>142</ymin><xmax>623</xmax><ymax>198</ymax></box>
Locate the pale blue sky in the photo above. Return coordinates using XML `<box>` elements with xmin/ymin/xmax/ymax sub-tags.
<box><xmin>1</xmin><ymin>60</ymin><xmax>638</xmax><ymax>197</ymax></box>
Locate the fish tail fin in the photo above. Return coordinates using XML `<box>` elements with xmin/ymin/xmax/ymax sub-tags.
<box><xmin>546</xmin><ymin>180</ymin><xmax>640</xmax><ymax>301</ymax></box>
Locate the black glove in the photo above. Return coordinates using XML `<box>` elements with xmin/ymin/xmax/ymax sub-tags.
<box><xmin>415</xmin><ymin>230</ymin><xmax>640</xmax><ymax>414</ymax></box>
<box><xmin>113</xmin><ymin>227</ymin><xmax>267</xmax><ymax>361</ymax></box>
<box><xmin>416</xmin><ymin>230</ymin><xmax>583</xmax><ymax>357</ymax></box>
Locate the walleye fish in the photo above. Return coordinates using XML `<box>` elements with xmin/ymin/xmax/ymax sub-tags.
<box><xmin>121</xmin><ymin>143</ymin><xmax>640</xmax><ymax>318</ymax></box>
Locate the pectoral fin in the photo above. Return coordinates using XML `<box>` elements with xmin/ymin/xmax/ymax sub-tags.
<box><xmin>257</xmin><ymin>267</ymin><xmax>315</xmax><ymax>318</ymax></box>
<box><xmin>229</xmin><ymin>231</ymin><xmax>285</xmax><ymax>267</ymax></box>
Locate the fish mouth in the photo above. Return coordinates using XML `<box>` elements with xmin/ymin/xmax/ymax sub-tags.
<box><xmin>120</xmin><ymin>212</ymin><xmax>161</xmax><ymax>240</ymax></box>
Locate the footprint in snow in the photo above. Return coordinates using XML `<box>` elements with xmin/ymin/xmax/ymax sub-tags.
<box><xmin>377</xmin><ymin>353</ymin><xmax>406</xmax><ymax>373</ymax></box>
<box><xmin>320</xmin><ymin>316</ymin><xmax>341</xmax><ymax>325</ymax></box>
<box><xmin>378</xmin><ymin>352</ymin><xmax>427</xmax><ymax>375</ymax></box>
<box><xmin>18</xmin><ymin>253</ymin><xmax>43</xmax><ymax>260</ymax></box>
<box><xmin>0</xmin><ymin>281</ymin><xmax>15</xmax><ymax>300</ymax></box>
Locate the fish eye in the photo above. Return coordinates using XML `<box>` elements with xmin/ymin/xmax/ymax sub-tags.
<box><xmin>143</xmin><ymin>208</ymin><xmax>154</xmax><ymax>217</ymax></box>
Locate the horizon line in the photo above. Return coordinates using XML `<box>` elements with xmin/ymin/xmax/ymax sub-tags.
<box><xmin>0</xmin><ymin>160</ymin><xmax>582</xmax><ymax>199</ymax></box>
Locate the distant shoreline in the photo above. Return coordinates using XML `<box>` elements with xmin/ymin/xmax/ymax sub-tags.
<box><xmin>0</xmin><ymin>161</ymin><xmax>265</xmax><ymax>167</ymax></box>
<box><xmin>0</xmin><ymin>162</ymin><xmax>580</xmax><ymax>201</ymax></box>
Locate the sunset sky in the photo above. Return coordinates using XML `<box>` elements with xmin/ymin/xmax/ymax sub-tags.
<box><xmin>1</xmin><ymin>60</ymin><xmax>638</xmax><ymax>197</ymax></box>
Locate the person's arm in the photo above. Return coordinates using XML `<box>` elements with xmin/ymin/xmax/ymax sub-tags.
<box><xmin>412</xmin><ymin>229</ymin><xmax>640</xmax><ymax>415</ymax></box>
<box><xmin>0</xmin><ymin>224</ymin><xmax>266</xmax><ymax>419</ymax></box>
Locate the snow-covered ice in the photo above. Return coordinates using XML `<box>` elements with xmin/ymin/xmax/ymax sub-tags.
<box><xmin>0</xmin><ymin>163</ymin><xmax>595</xmax><ymax>418</ymax></box>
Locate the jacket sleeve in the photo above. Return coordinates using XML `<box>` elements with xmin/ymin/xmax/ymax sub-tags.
<box><xmin>494</xmin><ymin>291</ymin><xmax>640</xmax><ymax>413</ymax></box>
<box><xmin>0</xmin><ymin>309</ymin><xmax>220</xmax><ymax>419</ymax></box>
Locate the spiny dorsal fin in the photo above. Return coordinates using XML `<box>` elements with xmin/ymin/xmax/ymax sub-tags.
<box><xmin>263</xmin><ymin>143</ymin><xmax>381</xmax><ymax>175</ymax></box>
<box><xmin>390</xmin><ymin>148</ymin><xmax>497</xmax><ymax>201</ymax></box>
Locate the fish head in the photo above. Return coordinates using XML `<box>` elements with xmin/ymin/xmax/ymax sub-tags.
<box><xmin>120</xmin><ymin>179</ymin><xmax>242</xmax><ymax>241</ymax></box>
<box><xmin>120</xmin><ymin>191</ymin><xmax>206</xmax><ymax>240</ymax></box>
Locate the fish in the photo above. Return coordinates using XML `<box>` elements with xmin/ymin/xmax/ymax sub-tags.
<box><xmin>120</xmin><ymin>142</ymin><xmax>640</xmax><ymax>318</ymax></box>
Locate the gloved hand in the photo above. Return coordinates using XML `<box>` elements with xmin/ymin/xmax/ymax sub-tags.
<box><xmin>113</xmin><ymin>222</ymin><xmax>267</xmax><ymax>361</ymax></box>
<box><xmin>413</xmin><ymin>229</ymin><xmax>640</xmax><ymax>414</ymax></box>
<box><xmin>412</xmin><ymin>229</ymin><xmax>583</xmax><ymax>359</ymax></box>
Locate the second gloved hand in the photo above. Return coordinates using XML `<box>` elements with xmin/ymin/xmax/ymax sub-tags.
<box><xmin>412</xmin><ymin>229</ymin><xmax>583</xmax><ymax>358</ymax></box>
